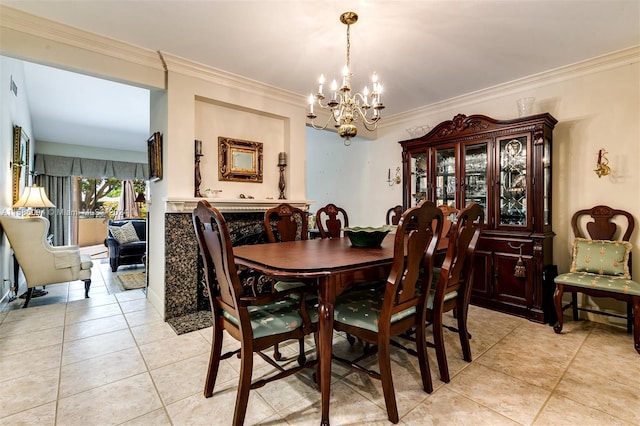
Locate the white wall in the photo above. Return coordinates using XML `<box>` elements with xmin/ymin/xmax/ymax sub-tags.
<box><xmin>0</xmin><ymin>56</ymin><xmax>35</xmax><ymax>301</ymax></box>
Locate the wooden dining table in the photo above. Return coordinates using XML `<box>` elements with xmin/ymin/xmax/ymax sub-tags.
<box><xmin>233</xmin><ymin>234</ymin><xmax>395</xmax><ymax>425</ymax></box>
<box><xmin>233</xmin><ymin>234</ymin><xmax>448</xmax><ymax>425</ymax></box>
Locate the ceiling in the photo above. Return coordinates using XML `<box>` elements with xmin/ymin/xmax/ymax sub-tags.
<box><xmin>4</xmin><ymin>1</ymin><xmax>640</xmax><ymax>152</ymax></box>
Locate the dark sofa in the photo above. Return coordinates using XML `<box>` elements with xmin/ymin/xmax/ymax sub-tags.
<box><xmin>105</xmin><ymin>218</ymin><xmax>147</xmax><ymax>272</ymax></box>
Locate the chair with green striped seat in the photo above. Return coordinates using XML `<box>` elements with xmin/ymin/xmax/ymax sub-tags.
<box><xmin>553</xmin><ymin>205</ymin><xmax>640</xmax><ymax>354</ymax></box>
<box><xmin>192</xmin><ymin>201</ymin><xmax>317</xmax><ymax>426</ymax></box>
<box><xmin>315</xmin><ymin>203</ymin><xmax>349</xmax><ymax>239</ymax></box>
<box><xmin>332</xmin><ymin>200</ymin><xmax>443</xmax><ymax>424</ymax></box>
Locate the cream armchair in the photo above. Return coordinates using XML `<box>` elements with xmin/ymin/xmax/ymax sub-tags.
<box><xmin>0</xmin><ymin>215</ymin><xmax>93</xmax><ymax>308</ymax></box>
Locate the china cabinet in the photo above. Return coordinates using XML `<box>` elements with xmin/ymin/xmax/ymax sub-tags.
<box><xmin>400</xmin><ymin>113</ymin><xmax>557</xmax><ymax>322</ymax></box>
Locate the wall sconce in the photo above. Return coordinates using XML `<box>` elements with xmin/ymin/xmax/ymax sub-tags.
<box><xmin>194</xmin><ymin>139</ymin><xmax>203</xmax><ymax>197</ymax></box>
<box><xmin>387</xmin><ymin>167</ymin><xmax>401</xmax><ymax>186</ymax></box>
<box><xmin>594</xmin><ymin>148</ymin><xmax>610</xmax><ymax>178</ymax></box>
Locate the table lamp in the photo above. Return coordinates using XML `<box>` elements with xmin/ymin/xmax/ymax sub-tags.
<box><xmin>13</xmin><ymin>185</ymin><xmax>55</xmax><ymax>216</ymax></box>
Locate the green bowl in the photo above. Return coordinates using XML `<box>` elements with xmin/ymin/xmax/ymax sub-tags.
<box><xmin>343</xmin><ymin>226</ymin><xmax>392</xmax><ymax>248</ymax></box>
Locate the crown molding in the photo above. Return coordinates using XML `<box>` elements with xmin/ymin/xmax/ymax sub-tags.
<box><xmin>383</xmin><ymin>45</ymin><xmax>640</xmax><ymax>128</ymax></box>
<box><xmin>0</xmin><ymin>5</ymin><xmax>164</xmax><ymax>73</ymax></box>
<box><xmin>160</xmin><ymin>52</ymin><xmax>304</xmax><ymax>110</ymax></box>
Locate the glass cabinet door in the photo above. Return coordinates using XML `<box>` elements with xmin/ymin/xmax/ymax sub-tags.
<box><xmin>543</xmin><ymin>137</ymin><xmax>551</xmax><ymax>226</ymax></box>
<box><xmin>463</xmin><ymin>142</ymin><xmax>488</xmax><ymax>215</ymax></box>
<box><xmin>435</xmin><ymin>147</ymin><xmax>456</xmax><ymax>207</ymax></box>
<box><xmin>410</xmin><ymin>152</ymin><xmax>428</xmax><ymax>207</ymax></box>
<box><xmin>499</xmin><ymin>135</ymin><xmax>528</xmax><ymax>226</ymax></box>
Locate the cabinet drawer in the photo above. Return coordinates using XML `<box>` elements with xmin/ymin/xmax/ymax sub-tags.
<box><xmin>478</xmin><ymin>236</ymin><xmax>533</xmax><ymax>255</ymax></box>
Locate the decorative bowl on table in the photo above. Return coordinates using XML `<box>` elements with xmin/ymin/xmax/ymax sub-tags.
<box><xmin>343</xmin><ymin>226</ymin><xmax>393</xmax><ymax>248</ymax></box>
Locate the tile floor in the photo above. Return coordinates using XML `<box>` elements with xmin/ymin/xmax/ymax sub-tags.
<box><xmin>1</xmin><ymin>258</ymin><xmax>639</xmax><ymax>425</ymax></box>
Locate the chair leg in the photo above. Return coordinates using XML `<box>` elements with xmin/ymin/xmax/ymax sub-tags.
<box><xmin>22</xmin><ymin>287</ymin><xmax>34</xmax><ymax>308</ymax></box>
<box><xmin>273</xmin><ymin>343</ymin><xmax>282</xmax><ymax>360</ymax></box>
<box><xmin>571</xmin><ymin>291</ymin><xmax>579</xmax><ymax>320</ymax></box>
<box><xmin>83</xmin><ymin>279</ymin><xmax>91</xmax><ymax>298</ymax></box>
<box><xmin>233</xmin><ymin>345</ymin><xmax>253</xmax><ymax>426</ymax></box>
<box><xmin>457</xmin><ymin>304</ymin><xmax>472</xmax><ymax>362</ymax></box>
<box><xmin>204</xmin><ymin>318</ymin><xmax>224</xmax><ymax>398</ymax></box>
<box><xmin>433</xmin><ymin>310</ymin><xmax>450</xmax><ymax>383</ymax></box>
<box><xmin>627</xmin><ymin>301</ymin><xmax>633</xmax><ymax>334</ymax></box>
<box><xmin>377</xmin><ymin>338</ymin><xmax>399</xmax><ymax>424</ymax></box>
<box><xmin>297</xmin><ymin>338</ymin><xmax>307</xmax><ymax>367</ymax></box>
<box><xmin>632</xmin><ymin>297</ymin><xmax>640</xmax><ymax>355</ymax></box>
<box><xmin>415</xmin><ymin>315</ymin><xmax>433</xmax><ymax>393</ymax></box>
<box><xmin>553</xmin><ymin>284</ymin><xmax>564</xmax><ymax>334</ymax></box>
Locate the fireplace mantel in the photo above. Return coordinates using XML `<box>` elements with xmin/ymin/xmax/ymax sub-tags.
<box><xmin>163</xmin><ymin>197</ymin><xmax>315</xmax><ymax>213</ymax></box>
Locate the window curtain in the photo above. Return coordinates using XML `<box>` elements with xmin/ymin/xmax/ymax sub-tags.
<box><xmin>34</xmin><ymin>154</ymin><xmax>148</xmax><ymax>180</ymax></box>
<box><xmin>33</xmin><ymin>154</ymin><xmax>148</xmax><ymax>245</ymax></box>
<box><xmin>34</xmin><ymin>174</ymin><xmax>73</xmax><ymax>246</ymax></box>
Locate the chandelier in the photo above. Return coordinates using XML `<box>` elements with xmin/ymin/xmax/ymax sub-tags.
<box><xmin>307</xmin><ymin>11</ymin><xmax>385</xmax><ymax>145</ymax></box>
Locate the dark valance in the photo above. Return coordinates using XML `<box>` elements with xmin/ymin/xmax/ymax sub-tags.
<box><xmin>34</xmin><ymin>154</ymin><xmax>148</xmax><ymax>180</ymax></box>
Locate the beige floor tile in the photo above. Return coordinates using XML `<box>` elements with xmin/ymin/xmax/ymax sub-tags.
<box><xmin>62</xmin><ymin>328</ymin><xmax>136</xmax><ymax>365</ymax></box>
<box><xmin>279</xmin><ymin>380</ymin><xmax>392</xmax><ymax>425</ymax></box>
<box><xmin>403</xmin><ymin>386</ymin><xmax>519</xmax><ymax>425</ymax></box>
<box><xmin>166</xmin><ymin>385</ymin><xmax>276</xmax><ymax>426</ymax></box>
<box><xmin>255</xmin><ymin>367</ymin><xmax>319</xmax><ymax>412</ymax></box>
<box><xmin>64</xmin><ymin>303</ymin><xmax>123</xmax><ymax>325</ymax></box>
<box><xmin>0</xmin><ymin>326</ymin><xmax>64</xmax><ymax>357</ymax></box>
<box><xmin>63</xmin><ymin>313</ymin><xmax>128</xmax><ymax>341</ymax></box>
<box><xmin>555</xmin><ymin>365</ymin><xmax>640</xmax><ymax>424</ymax></box>
<box><xmin>57</xmin><ymin>373</ymin><xmax>163</xmax><ymax>425</ymax></box>
<box><xmin>447</xmin><ymin>363</ymin><xmax>551</xmax><ymax>425</ymax></box>
<box><xmin>130</xmin><ymin>320</ymin><xmax>178</xmax><ymax>345</ymax></box>
<box><xmin>0</xmin><ymin>311</ymin><xmax>65</xmax><ymax>338</ymax></box>
<box><xmin>0</xmin><ymin>401</ymin><xmax>57</xmax><ymax>425</ymax></box>
<box><xmin>119</xmin><ymin>408</ymin><xmax>173</xmax><ymax>426</ymax></box>
<box><xmin>534</xmin><ymin>393</ymin><xmax>634</xmax><ymax>425</ymax></box>
<box><xmin>115</xmin><ymin>289</ymin><xmax>146</xmax><ymax>303</ymax></box>
<box><xmin>139</xmin><ymin>331</ymin><xmax>210</xmax><ymax>370</ymax></box>
<box><xmin>2</xmin><ymin>302</ymin><xmax>66</xmax><ymax>322</ymax></box>
<box><xmin>119</xmin><ymin>297</ymin><xmax>151</xmax><ymax>314</ymax></box>
<box><xmin>150</xmin><ymin>353</ymin><xmax>211</xmax><ymax>405</ymax></box>
<box><xmin>0</xmin><ymin>344</ymin><xmax>62</xmax><ymax>382</ymax></box>
<box><xmin>0</xmin><ymin>367</ymin><xmax>59</xmax><ymax>419</ymax></box>
<box><xmin>65</xmin><ymin>293</ymin><xmax>118</xmax><ymax>312</ymax></box>
<box><xmin>59</xmin><ymin>347</ymin><xmax>147</xmax><ymax>398</ymax></box>
<box><xmin>124</xmin><ymin>306</ymin><xmax>163</xmax><ymax>327</ymax></box>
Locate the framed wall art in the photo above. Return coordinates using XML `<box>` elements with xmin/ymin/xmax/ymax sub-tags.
<box><xmin>147</xmin><ymin>132</ymin><xmax>163</xmax><ymax>181</ymax></box>
<box><xmin>218</xmin><ymin>137</ymin><xmax>263</xmax><ymax>183</ymax></box>
<box><xmin>11</xmin><ymin>125</ymin><xmax>30</xmax><ymax>205</ymax></box>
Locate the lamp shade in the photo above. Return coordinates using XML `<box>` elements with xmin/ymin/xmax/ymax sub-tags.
<box><xmin>13</xmin><ymin>185</ymin><xmax>55</xmax><ymax>209</ymax></box>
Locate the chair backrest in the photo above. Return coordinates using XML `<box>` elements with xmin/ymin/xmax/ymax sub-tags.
<box><xmin>386</xmin><ymin>205</ymin><xmax>403</xmax><ymax>225</ymax></box>
<box><xmin>571</xmin><ymin>205</ymin><xmax>634</xmax><ymax>242</ymax></box>
<box><xmin>264</xmin><ymin>203</ymin><xmax>308</xmax><ymax>243</ymax></box>
<box><xmin>438</xmin><ymin>205</ymin><xmax>460</xmax><ymax>239</ymax></box>
<box><xmin>436</xmin><ymin>203</ymin><xmax>484</xmax><ymax>299</ymax></box>
<box><xmin>315</xmin><ymin>203</ymin><xmax>349</xmax><ymax>239</ymax></box>
<box><xmin>192</xmin><ymin>200</ymin><xmax>244</xmax><ymax>324</ymax></box>
<box><xmin>380</xmin><ymin>200</ymin><xmax>443</xmax><ymax>323</ymax></box>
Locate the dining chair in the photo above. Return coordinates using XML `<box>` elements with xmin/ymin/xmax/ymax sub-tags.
<box><xmin>438</xmin><ymin>204</ymin><xmax>459</xmax><ymax>239</ymax></box>
<box><xmin>386</xmin><ymin>205</ymin><xmax>403</xmax><ymax>225</ymax></box>
<box><xmin>264</xmin><ymin>203</ymin><xmax>308</xmax><ymax>243</ymax></box>
<box><xmin>553</xmin><ymin>205</ymin><xmax>639</xmax><ymax>354</ymax></box>
<box><xmin>264</xmin><ymin>203</ymin><xmax>313</xmax><ymax>360</ymax></box>
<box><xmin>332</xmin><ymin>200</ymin><xmax>443</xmax><ymax>423</ymax></box>
<box><xmin>192</xmin><ymin>200</ymin><xmax>317</xmax><ymax>426</ymax></box>
<box><xmin>426</xmin><ymin>202</ymin><xmax>484</xmax><ymax>382</ymax></box>
<box><xmin>315</xmin><ymin>203</ymin><xmax>349</xmax><ymax>239</ymax></box>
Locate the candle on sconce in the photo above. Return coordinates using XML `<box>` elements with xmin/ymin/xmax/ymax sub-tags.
<box><xmin>388</xmin><ymin>168</ymin><xmax>391</xmax><ymax>180</ymax></box>
<box><xmin>278</xmin><ymin>152</ymin><xmax>287</xmax><ymax>166</ymax></box>
<box><xmin>195</xmin><ymin>140</ymin><xmax>203</xmax><ymax>156</ymax></box>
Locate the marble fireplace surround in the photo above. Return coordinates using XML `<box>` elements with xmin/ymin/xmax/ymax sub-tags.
<box><xmin>163</xmin><ymin>198</ymin><xmax>313</xmax><ymax>334</ymax></box>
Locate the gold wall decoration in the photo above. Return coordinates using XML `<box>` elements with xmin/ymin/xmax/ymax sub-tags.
<box><xmin>218</xmin><ymin>137</ymin><xmax>263</xmax><ymax>183</ymax></box>
<box><xmin>11</xmin><ymin>125</ymin><xmax>30</xmax><ymax>205</ymax></box>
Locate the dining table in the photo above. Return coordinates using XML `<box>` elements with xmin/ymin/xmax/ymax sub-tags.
<box><xmin>232</xmin><ymin>233</ymin><xmax>449</xmax><ymax>425</ymax></box>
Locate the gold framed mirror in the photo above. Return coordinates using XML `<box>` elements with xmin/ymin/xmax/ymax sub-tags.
<box><xmin>218</xmin><ymin>137</ymin><xmax>263</xmax><ymax>182</ymax></box>
<box><xmin>12</xmin><ymin>125</ymin><xmax>30</xmax><ymax>205</ymax></box>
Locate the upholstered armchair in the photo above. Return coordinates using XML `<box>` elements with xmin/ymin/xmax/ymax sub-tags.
<box><xmin>105</xmin><ymin>218</ymin><xmax>146</xmax><ymax>272</ymax></box>
<box><xmin>0</xmin><ymin>215</ymin><xmax>93</xmax><ymax>308</ymax></box>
